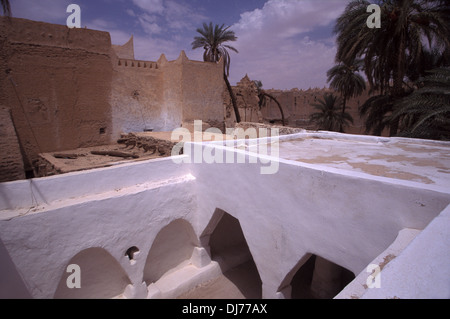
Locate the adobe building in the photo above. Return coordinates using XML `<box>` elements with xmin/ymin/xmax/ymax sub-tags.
<box><xmin>0</xmin><ymin>17</ymin><xmax>449</xmax><ymax>300</ymax></box>
<box><xmin>0</xmin><ymin>17</ymin><xmax>224</xmax><ymax>181</ymax></box>
<box><xmin>223</xmin><ymin>74</ymin><xmax>372</xmax><ymax>134</ymax></box>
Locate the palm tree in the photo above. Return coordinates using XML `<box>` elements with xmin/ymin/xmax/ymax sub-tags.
<box><xmin>391</xmin><ymin>67</ymin><xmax>450</xmax><ymax>140</ymax></box>
<box><xmin>406</xmin><ymin>47</ymin><xmax>450</xmax><ymax>83</ymax></box>
<box><xmin>360</xmin><ymin>47</ymin><xmax>450</xmax><ymax>137</ymax></box>
<box><xmin>327</xmin><ymin>61</ymin><xmax>366</xmax><ymax>132</ymax></box>
<box><xmin>192</xmin><ymin>22</ymin><xmax>241</xmax><ymax>123</ymax></box>
<box><xmin>334</xmin><ymin>0</ymin><xmax>450</xmax><ymax>136</ymax></box>
<box><xmin>1</xmin><ymin>0</ymin><xmax>11</xmax><ymax>16</ymax></box>
<box><xmin>359</xmin><ymin>94</ymin><xmax>395</xmax><ymax>136</ymax></box>
<box><xmin>309</xmin><ymin>93</ymin><xmax>354</xmax><ymax>132</ymax></box>
<box><xmin>254</xmin><ymin>80</ymin><xmax>286</xmax><ymax>126</ymax></box>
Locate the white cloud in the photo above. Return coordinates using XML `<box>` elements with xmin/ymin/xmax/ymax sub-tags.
<box><xmin>126</xmin><ymin>9</ymin><xmax>136</xmax><ymax>17</ymax></box>
<box><xmin>133</xmin><ymin>35</ymin><xmax>182</xmax><ymax>61</ymax></box>
<box><xmin>234</xmin><ymin>0</ymin><xmax>341</xmax><ymax>38</ymax></box>
<box><xmin>229</xmin><ymin>0</ymin><xmax>349</xmax><ymax>89</ymax></box>
<box><xmin>138</xmin><ymin>13</ymin><xmax>162</xmax><ymax>34</ymax></box>
<box><xmin>130</xmin><ymin>0</ymin><xmax>207</xmax><ymax>35</ymax></box>
<box><xmin>83</xmin><ymin>1</ymin><xmax>197</xmax><ymax>61</ymax></box>
<box><xmin>164</xmin><ymin>0</ymin><xmax>207</xmax><ymax>30</ymax></box>
<box><xmin>88</xmin><ymin>18</ymin><xmax>115</xmax><ymax>31</ymax></box>
<box><xmin>132</xmin><ymin>0</ymin><xmax>165</xmax><ymax>15</ymax></box>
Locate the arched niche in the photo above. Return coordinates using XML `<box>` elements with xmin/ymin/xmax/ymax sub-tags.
<box><xmin>54</xmin><ymin>247</ymin><xmax>131</xmax><ymax>299</ymax></box>
<box><xmin>199</xmin><ymin>208</ymin><xmax>262</xmax><ymax>298</ymax></box>
<box><xmin>278</xmin><ymin>253</ymin><xmax>355</xmax><ymax>299</ymax></box>
<box><xmin>143</xmin><ymin>219</ymin><xmax>199</xmax><ymax>284</ymax></box>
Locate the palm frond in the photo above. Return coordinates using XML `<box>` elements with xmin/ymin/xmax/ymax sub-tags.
<box><xmin>191</xmin><ymin>21</ymin><xmax>238</xmax><ymax>77</ymax></box>
<box><xmin>392</xmin><ymin>67</ymin><xmax>450</xmax><ymax>139</ymax></box>
<box><xmin>309</xmin><ymin>93</ymin><xmax>353</xmax><ymax>132</ymax></box>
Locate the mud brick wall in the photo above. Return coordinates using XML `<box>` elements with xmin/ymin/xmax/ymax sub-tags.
<box><xmin>0</xmin><ymin>17</ymin><xmax>113</xmax><ymax>170</ymax></box>
<box><xmin>0</xmin><ymin>107</ymin><xmax>25</xmax><ymax>182</ymax></box>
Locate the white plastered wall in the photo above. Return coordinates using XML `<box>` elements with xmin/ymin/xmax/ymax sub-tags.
<box><xmin>185</xmin><ymin>136</ymin><xmax>450</xmax><ymax>299</ymax></box>
<box><xmin>1</xmin><ymin>133</ymin><xmax>450</xmax><ymax>299</ymax></box>
<box><xmin>0</xmin><ymin>157</ymin><xmax>200</xmax><ymax>299</ymax></box>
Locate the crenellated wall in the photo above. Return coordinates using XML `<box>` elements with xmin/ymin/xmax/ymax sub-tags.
<box><xmin>110</xmin><ymin>53</ymin><xmax>165</xmax><ymax>136</ymax></box>
<box><xmin>111</xmin><ymin>47</ymin><xmax>225</xmax><ymax>136</ymax></box>
<box><xmin>116</xmin><ymin>59</ymin><xmax>159</xmax><ymax>69</ymax></box>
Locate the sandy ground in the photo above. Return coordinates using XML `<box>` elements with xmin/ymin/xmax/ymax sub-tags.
<box><xmin>178</xmin><ymin>261</ymin><xmax>262</xmax><ymax>299</ymax></box>
<box><xmin>39</xmin><ymin>144</ymin><xmax>162</xmax><ymax>175</ymax></box>
<box><xmin>38</xmin><ymin>131</ymin><xmax>234</xmax><ymax>176</ymax></box>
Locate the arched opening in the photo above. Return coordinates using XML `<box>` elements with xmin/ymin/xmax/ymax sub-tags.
<box><xmin>54</xmin><ymin>247</ymin><xmax>131</xmax><ymax>299</ymax></box>
<box><xmin>279</xmin><ymin>254</ymin><xmax>355</xmax><ymax>299</ymax></box>
<box><xmin>209</xmin><ymin>212</ymin><xmax>253</xmax><ymax>271</ymax></box>
<box><xmin>188</xmin><ymin>209</ymin><xmax>262</xmax><ymax>299</ymax></box>
<box><xmin>143</xmin><ymin>219</ymin><xmax>199</xmax><ymax>285</ymax></box>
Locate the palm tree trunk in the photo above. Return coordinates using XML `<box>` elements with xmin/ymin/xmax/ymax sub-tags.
<box><xmin>390</xmin><ymin>33</ymin><xmax>406</xmax><ymax>137</ymax></box>
<box><xmin>264</xmin><ymin>92</ymin><xmax>285</xmax><ymax>126</ymax></box>
<box><xmin>340</xmin><ymin>95</ymin><xmax>347</xmax><ymax>133</ymax></box>
<box><xmin>224</xmin><ymin>74</ymin><xmax>241</xmax><ymax>123</ymax></box>
<box><xmin>1</xmin><ymin>0</ymin><xmax>11</xmax><ymax>16</ymax></box>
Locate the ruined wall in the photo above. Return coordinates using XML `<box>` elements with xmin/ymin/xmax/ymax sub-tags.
<box><xmin>263</xmin><ymin>88</ymin><xmax>329</xmax><ymax>128</ymax></box>
<box><xmin>224</xmin><ymin>75</ymin><xmax>262</xmax><ymax>129</ymax></box>
<box><xmin>0</xmin><ymin>17</ymin><xmax>113</xmax><ymax>171</ymax></box>
<box><xmin>224</xmin><ymin>74</ymin><xmax>372</xmax><ymax>135</ymax></box>
<box><xmin>0</xmin><ymin>107</ymin><xmax>25</xmax><ymax>182</ymax></box>
<box><xmin>264</xmin><ymin>87</ymin><xmax>372</xmax><ymax>134</ymax></box>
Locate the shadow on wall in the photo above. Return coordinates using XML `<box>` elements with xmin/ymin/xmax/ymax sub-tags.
<box><xmin>143</xmin><ymin>219</ymin><xmax>199</xmax><ymax>285</ymax></box>
<box><xmin>202</xmin><ymin>209</ymin><xmax>262</xmax><ymax>299</ymax></box>
<box><xmin>279</xmin><ymin>253</ymin><xmax>355</xmax><ymax>299</ymax></box>
<box><xmin>0</xmin><ymin>238</ymin><xmax>32</xmax><ymax>299</ymax></box>
<box><xmin>54</xmin><ymin>247</ymin><xmax>131</xmax><ymax>299</ymax></box>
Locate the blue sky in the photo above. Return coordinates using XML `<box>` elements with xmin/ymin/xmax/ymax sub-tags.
<box><xmin>10</xmin><ymin>0</ymin><xmax>351</xmax><ymax>89</ymax></box>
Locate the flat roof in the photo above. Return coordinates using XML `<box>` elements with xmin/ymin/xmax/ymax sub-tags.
<box><xmin>274</xmin><ymin>134</ymin><xmax>450</xmax><ymax>188</ymax></box>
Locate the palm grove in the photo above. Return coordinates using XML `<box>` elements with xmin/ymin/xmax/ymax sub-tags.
<box><xmin>191</xmin><ymin>1</ymin><xmax>449</xmax><ymax>140</ymax></box>
<box><xmin>319</xmin><ymin>0</ymin><xmax>450</xmax><ymax>139</ymax></box>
